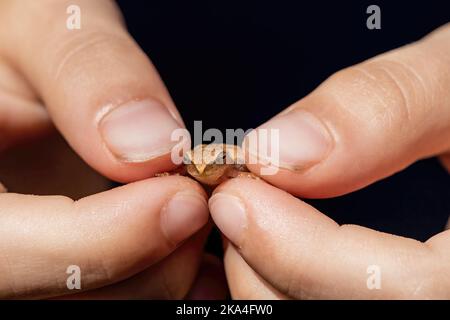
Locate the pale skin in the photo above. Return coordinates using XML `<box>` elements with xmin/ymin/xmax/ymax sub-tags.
<box><xmin>0</xmin><ymin>0</ymin><xmax>449</xmax><ymax>299</ymax></box>
<box><xmin>0</xmin><ymin>0</ymin><xmax>226</xmax><ymax>299</ymax></box>
<box><xmin>211</xmin><ymin>25</ymin><xmax>450</xmax><ymax>299</ymax></box>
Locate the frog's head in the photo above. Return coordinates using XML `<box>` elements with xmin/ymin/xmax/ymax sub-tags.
<box><xmin>183</xmin><ymin>144</ymin><xmax>239</xmax><ymax>186</ymax></box>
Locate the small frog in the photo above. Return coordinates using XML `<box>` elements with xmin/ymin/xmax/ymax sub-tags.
<box><xmin>184</xmin><ymin>143</ymin><xmax>255</xmax><ymax>186</ymax></box>
<box><xmin>156</xmin><ymin>143</ymin><xmax>258</xmax><ymax>187</ymax></box>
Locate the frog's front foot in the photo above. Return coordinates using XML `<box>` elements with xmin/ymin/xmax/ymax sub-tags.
<box><xmin>234</xmin><ymin>171</ymin><xmax>260</xmax><ymax>180</ymax></box>
<box><xmin>154</xmin><ymin>166</ymin><xmax>187</xmax><ymax>178</ymax></box>
<box><xmin>154</xmin><ymin>172</ymin><xmax>176</xmax><ymax>177</ymax></box>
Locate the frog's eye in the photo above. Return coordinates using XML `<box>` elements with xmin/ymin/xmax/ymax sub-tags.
<box><xmin>183</xmin><ymin>153</ymin><xmax>192</xmax><ymax>164</ymax></box>
<box><xmin>219</xmin><ymin>152</ymin><xmax>235</xmax><ymax>165</ymax></box>
<box><xmin>212</xmin><ymin>152</ymin><xmax>227</xmax><ymax>164</ymax></box>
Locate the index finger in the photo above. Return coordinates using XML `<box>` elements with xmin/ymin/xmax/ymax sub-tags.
<box><xmin>0</xmin><ymin>0</ymin><xmax>188</xmax><ymax>182</ymax></box>
<box><xmin>209</xmin><ymin>178</ymin><xmax>450</xmax><ymax>299</ymax></box>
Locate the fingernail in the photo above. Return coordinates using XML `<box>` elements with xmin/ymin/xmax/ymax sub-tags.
<box><xmin>161</xmin><ymin>192</ymin><xmax>209</xmax><ymax>245</ymax></box>
<box><xmin>99</xmin><ymin>99</ymin><xmax>182</xmax><ymax>162</ymax></box>
<box><xmin>248</xmin><ymin>110</ymin><xmax>332</xmax><ymax>171</ymax></box>
<box><xmin>209</xmin><ymin>193</ymin><xmax>247</xmax><ymax>246</ymax></box>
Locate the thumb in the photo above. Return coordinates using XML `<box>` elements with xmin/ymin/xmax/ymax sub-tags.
<box><xmin>244</xmin><ymin>23</ymin><xmax>450</xmax><ymax>197</ymax></box>
<box><xmin>0</xmin><ymin>176</ymin><xmax>209</xmax><ymax>299</ymax></box>
<box><xmin>0</xmin><ymin>0</ymin><xmax>188</xmax><ymax>183</ymax></box>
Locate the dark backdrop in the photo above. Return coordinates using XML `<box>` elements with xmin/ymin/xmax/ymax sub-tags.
<box><xmin>115</xmin><ymin>0</ymin><xmax>450</xmax><ymax>244</ymax></box>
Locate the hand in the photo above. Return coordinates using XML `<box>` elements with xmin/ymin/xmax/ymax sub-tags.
<box><xmin>0</xmin><ymin>134</ymin><xmax>215</xmax><ymax>300</ymax></box>
<box><xmin>0</xmin><ymin>0</ymin><xmax>214</xmax><ymax>299</ymax></box>
<box><xmin>0</xmin><ymin>0</ymin><xmax>189</xmax><ymax>182</ymax></box>
<box><xmin>209</xmin><ymin>23</ymin><xmax>450</xmax><ymax>299</ymax></box>
<box><xmin>0</xmin><ymin>174</ymin><xmax>212</xmax><ymax>299</ymax></box>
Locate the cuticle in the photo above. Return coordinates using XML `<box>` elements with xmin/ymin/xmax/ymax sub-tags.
<box><xmin>251</xmin><ymin>109</ymin><xmax>336</xmax><ymax>173</ymax></box>
<box><xmin>95</xmin><ymin>97</ymin><xmax>182</xmax><ymax>163</ymax></box>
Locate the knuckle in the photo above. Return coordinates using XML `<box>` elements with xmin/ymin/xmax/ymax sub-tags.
<box><xmin>395</xmin><ymin>249</ymin><xmax>450</xmax><ymax>299</ymax></box>
<box><xmin>50</xmin><ymin>30</ymin><xmax>132</xmax><ymax>82</ymax></box>
<box><xmin>404</xmin><ymin>274</ymin><xmax>450</xmax><ymax>299</ymax></box>
<box><xmin>322</xmin><ymin>58</ymin><xmax>430</xmax><ymax>137</ymax></box>
<box><xmin>364</xmin><ymin>61</ymin><xmax>414</xmax><ymax>122</ymax></box>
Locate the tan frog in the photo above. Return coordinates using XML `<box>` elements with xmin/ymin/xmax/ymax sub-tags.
<box><xmin>156</xmin><ymin>143</ymin><xmax>258</xmax><ymax>187</ymax></box>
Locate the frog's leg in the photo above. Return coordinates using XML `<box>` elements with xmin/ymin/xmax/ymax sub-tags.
<box><xmin>154</xmin><ymin>165</ymin><xmax>187</xmax><ymax>177</ymax></box>
<box><xmin>235</xmin><ymin>171</ymin><xmax>260</xmax><ymax>180</ymax></box>
<box><xmin>228</xmin><ymin>166</ymin><xmax>260</xmax><ymax>180</ymax></box>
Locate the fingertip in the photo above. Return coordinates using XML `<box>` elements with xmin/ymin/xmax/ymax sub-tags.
<box><xmin>97</xmin><ymin>98</ymin><xmax>185</xmax><ymax>163</ymax></box>
<box><xmin>244</xmin><ymin>109</ymin><xmax>333</xmax><ymax>172</ymax></box>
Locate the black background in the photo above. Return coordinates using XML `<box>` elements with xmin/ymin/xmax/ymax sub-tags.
<box><xmin>115</xmin><ymin>0</ymin><xmax>450</xmax><ymax>243</ymax></box>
